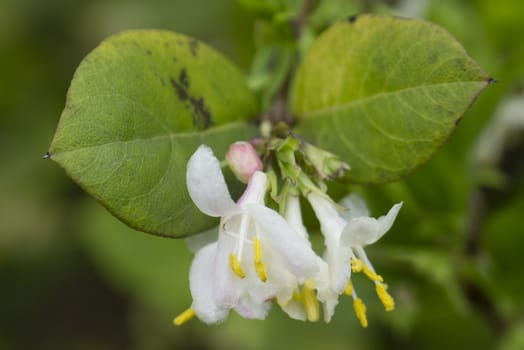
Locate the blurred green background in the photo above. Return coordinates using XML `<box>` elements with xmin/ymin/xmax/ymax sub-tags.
<box><xmin>1</xmin><ymin>0</ymin><xmax>524</xmax><ymax>349</ymax></box>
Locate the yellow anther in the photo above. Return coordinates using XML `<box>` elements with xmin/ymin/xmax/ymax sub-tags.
<box><xmin>353</xmin><ymin>298</ymin><xmax>368</xmax><ymax>328</ymax></box>
<box><xmin>344</xmin><ymin>281</ymin><xmax>353</xmax><ymax>296</ymax></box>
<box><xmin>362</xmin><ymin>266</ymin><xmax>384</xmax><ymax>282</ymax></box>
<box><xmin>301</xmin><ymin>284</ymin><xmax>319</xmax><ymax>322</ymax></box>
<box><xmin>173</xmin><ymin>307</ymin><xmax>195</xmax><ymax>326</ymax></box>
<box><xmin>253</xmin><ymin>237</ymin><xmax>267</xmax><ymax>282</ymax></box>
<box><xmin>229</xmin><ymin>253</ymin><xmax>246</xmax><ymax>278</ymax></box>
<box><xmin>351</xmin><ymin>258</ymin><xmax>364</xmax><ymax>273</ymax></box>
<box><xmin>292</xmin><ymin>289</ymin><xmax>302</xmax><ymax>301</ymax></box>
<box><xmin>376</xmin><ymin>283</ymin><xmax>395</xmax><ymax>311</ymax></box>
<box><xmin>351</xmin><ymin>258</ymin><xmax>384</xmax><ymax>282</ymax></box>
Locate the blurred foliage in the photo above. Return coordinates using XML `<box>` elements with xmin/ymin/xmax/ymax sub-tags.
<box><xmin>1</xmin><ymin>0</ymin><xmax>523</xmax><ymax>349</ymax></box>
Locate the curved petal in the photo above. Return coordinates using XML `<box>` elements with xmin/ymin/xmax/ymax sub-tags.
<box><xmin>189</xmin><ymin>242</ymin><xmax>229</xmax><ymax>324</ymax></box>
<box><xmin>340</xmin><ymin>217</ymin><xmax>381</xmax><ymax>247</ymax></box>
<box><xmin>235</xmin><ymin>296</ymin><xmax>271</xmax><ymax>320</ymax></box>
<box><xmin>376</xmin><ymin>202</ymin><xmax>403</xmax><ymax>242</ymax></box>
<box><xmin>213</xmin><ymin>228</ymin><xmax>242</xmax><ymax>307</ymax></box>
<box><xmin>339</xmin><ymin>194</ymin><xmax>370</xmax><ymax>220</ymax></box>
<box><xmin>279</xmin><ymin>299</ymin><xmax>307</xmax><ymax>321</ymax></box>
<box><xmin>284</xmin><ymin>195</ymin><xmax>308</xmax><ymax>239</ymax></box>
<box><xmin>237</xmin><ymin>171</ymin><xmax>267</xmax><ymax>206</ymax></box>
<box><xmin>186</xmin><ymin>145</ymin><xmax>238</xmax><ymax>217</ymax></box>
<box><xmin>341</xmin><ymin>202</ymin><xmax>402</xmax><ymax>246</ymax></box>
<box><xmin>307</xmin><ymin>193</ymin><xmax>346</xmax><ymax>248</ymax></box>
<box><xmin>247</xmin><ymin>204</ymin><xmax>319</xmax><ymax>280</ymax></box>
<box><xmin>329</xmin><ymin>247</ymin><xmax>353</xmax><ymax>294</ymax></box>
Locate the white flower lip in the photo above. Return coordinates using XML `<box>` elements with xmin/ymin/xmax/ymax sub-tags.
<box><xmin>184</xmin><ymin>144</ymin><xmax>321</xmax><ymax>324</ymax></box>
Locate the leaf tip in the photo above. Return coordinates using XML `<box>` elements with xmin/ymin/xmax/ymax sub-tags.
<box><xmin>347</xmin><ymin>14</ymin><xmax>360</xmax><ymax>24</ymax></box>
<box><xmin>488</xmin><ymin>77</ymin><xmax>498</xmax><ymax>85</ymax></box>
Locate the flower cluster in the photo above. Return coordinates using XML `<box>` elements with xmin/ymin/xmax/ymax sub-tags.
<box><xmin>174</xmin><ymin>142</ymin><xmax>402</xmax><ymax>327</ymax></box>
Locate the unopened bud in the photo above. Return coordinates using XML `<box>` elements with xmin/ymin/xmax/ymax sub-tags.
<box><xmin>226</xmin><ymin>142</ymin><xmax>263</xmax><ymax>183</ymax></box>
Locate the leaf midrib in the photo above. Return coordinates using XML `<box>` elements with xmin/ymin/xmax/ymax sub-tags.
<box><xmin>51</xmin><ymin>121</ymin><xmax>253</xmax><ymax>156</ymax></box>
<box><xmin>300</xmin><ymin>80</ymin><xmax>487</xmax><ymax>118</ymax></box>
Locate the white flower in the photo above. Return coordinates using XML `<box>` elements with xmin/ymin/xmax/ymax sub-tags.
<box><xmin>174</xmin><ymin>145</ymin><xmax>319</xmax><ymax>325</ymax></box>
<box><xmin>307</xmin><ymin>192</ymin><xmax>402</xmax><ymax>327</ymax></box>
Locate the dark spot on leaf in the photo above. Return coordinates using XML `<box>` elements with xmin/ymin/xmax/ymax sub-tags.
<box><xmin>188</xmin><ymin>38</ymin><xmax>199</xmax><ymax>56</ymax></box>
<box><xmin>189</xmin><ymin>96</ymin><xmax>213</xmax><ymax>129</ymax></box>
<box><xmin>170</xmin><ymin>71</ymin><xmax>213</xmax><ymax>130</ymax></box>
<box><xmin>455</xmin><ymin>117</ymin><xmax>463</xmax><ymax>126</ymax></box>
<box><xmin>179</xmin><ymin>68</ymin><xmax>189</xmax><ymax>89</ymax></box>
<box><xmin>43</xmin><ymin>152</ymin><xmax>51</xmax><ymax>160</ymax></box>
<box><xmin>146</xmin><ymin>49</ymin><xmax>152</xmax><ymax>56</ymax></box>
<box><xmin>172</xmin><ymin>56</ymin><xmax>177</xmax><ymax>62</ymax></box>
<box><xmin>347</xmin><ymin>14</ymin><xmax>359</xmax><ymax>23</ymax></box>
<box><xmin>170</xmin><ymin>77</ymin><xmax>188</xmax><ymax>101</ymax></box>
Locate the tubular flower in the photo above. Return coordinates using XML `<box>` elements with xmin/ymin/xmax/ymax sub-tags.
<box><xmin>175</xmin><ymin>145</ymin><xmax>319</xmax><ymax>325</ymax></box>
<box><xmin>307</xmin><ymin>192</ymin><xmax>402</xmax><ymax>326</ymax></box>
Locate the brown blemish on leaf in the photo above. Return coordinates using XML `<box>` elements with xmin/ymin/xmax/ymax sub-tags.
<box><xmin>188</xmin><ymin>38</ymin><xmax>199</xmax><ymax>56</ymax></box>
<box><xmin>169</xmin><ymin>69</ymin><xmax>213</xmax><ymax>129</ymax></box>
<box><xmin>189</xmin><ymin>96</ymin><xmax>212</xmax><ymax>129</ymax></box>
<box><xmin>170</xmin><ymin>77</ymin><xmax>188</xmax><ymax>101</ymax></box>
<box><xmin>179</xmin><ymin>68</ymin><xmax>189</xmax><ymax>89</ymax></box>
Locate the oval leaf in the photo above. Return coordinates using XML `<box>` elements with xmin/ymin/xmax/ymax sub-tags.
<box><xmin>292</xmin><ymin>15</ymin><xmax>491</xmax><ymax>183</ymax></box>
<box><xmin>49</xmin><ymin>30</ymin><xmax>258</xmax><ymax>237</ymax></box>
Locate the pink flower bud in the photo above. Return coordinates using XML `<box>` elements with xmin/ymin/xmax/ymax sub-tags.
<box><xmin>226</xmin><ymin>141</ymin><xmax>263</xmax><ymax>183</ymax></box>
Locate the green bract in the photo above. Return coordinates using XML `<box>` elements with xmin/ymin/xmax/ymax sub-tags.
<box><xmin>49</xmin><ymin>30</ymin><xmax>257</xmax><ymax>237</ymax></box>
<box><xmin>291</xmin><ymin>14</ymin><xmax>491</xmax><ymax>184</ymax></box>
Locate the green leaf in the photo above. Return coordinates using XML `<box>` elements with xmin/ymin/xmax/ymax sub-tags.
<box><xmin>49</xmin><ymin>30</ymin><xmax>258</xmax><ymax>238</ymax></box>
<box><xmin>291</xmin><ymin>15</ymin><xmax>491</xmax><ymax>184</ymax></box>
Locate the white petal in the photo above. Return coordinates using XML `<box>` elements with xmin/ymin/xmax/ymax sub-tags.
<box><xmin>186</xmin><ymin>145</ymin><xmax>238</xmax><ymax>217</ymax></box>
<box><xmin>339</xmin><ymin>193</ymin><xmax>370</xmax><ymax>220</ymax></box>
<box><xmin>279</xmin><ymin>299</ymin><xmax>307</xmax><ymax>321</ymax></box>
<box><xmin>247</xmin><ymin>204</ymin><xmax>319</xmax><ymax>280</ymax></box>
<box><xmin>284</xmin><ymin>195</ymin><xmax>308</xmax><ymax>239</ymax></box>
<box><xmin>185</xmin><ymin>227</ymin><xmax>218</xmax><ymax>253</ymax></box>
<box><xmin>376</xmin><ymin>202</ymin><xmax>403</xmax><ymax>241</ymax></box>
<box><xmin>322</xmin><ymin>292</ymin><xmax>340</xmax><ymax>323</ymax></box>
<box><xmin>263</xmin><ymin>246</ymin><xmax>299</xmax><ymax>302</ymax></box>
<box><xmin>235</xmin><ymin>296</ymin><xmax>271</xmax><ymax>320</ymax></box>
<box><xmin>189</xmin><ymin>242</ymin><xmax>229</xmax><ymax>323</ymax></box>
<box><xmin>340</xmin><ymin>216</ymin><xmax>381</xmax><ymax>246</ymax></box>
<box><xmin>237</xmin><ymin>171</ymin><xmax>267</xmax><ymax>206</ymax></box>
<box><xmin>329</xmin><ymin>247</ymin><xmax>353</xmax><ymax>294</ymax></box>
<box><xmin>341</xmin><ymin>202</ymin><xmax>402</xmax><ymax>246</ymax></box>
<box><xmin>307</xmin><ymin>193</ymin><xmax>346</xmax><ymax>248</ymax></box>
<box><xmin>213</xmin><ymin>228</ymin><xmax>242</xmax><ymax>307</ymax></box>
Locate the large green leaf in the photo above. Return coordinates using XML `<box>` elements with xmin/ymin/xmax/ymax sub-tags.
<box><xmin>291</xmin><ymin>14</ymin><xmax>491</xmax><ymax>184</ymax></box>
<box><xmin>49</xmin><ymin>30</ymin><xmax>257</xmax><ymax>237</ymax></box>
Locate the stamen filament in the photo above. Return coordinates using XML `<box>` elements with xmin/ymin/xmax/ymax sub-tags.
<box><xmin>376</xmin><ymin>282</ymin><xmax>395</xmax><ymax>311</ymax></box>
<box><xmin>235</xmin><ymin>213</ymin><xmax>250</xmax><ymax>258</ymax></box>
<box><xmin>302</xmin><ymin>282</ymin><xmax>319</xmax><ymax>322</ymax></box>
<box><xmin>353</xmin><ymin>298</ymin><xmax>368</xmax><ymax>328</ymax></box>
<box><xmin>173</xmin><ymin>307</ymin><xmax>195</xmax><ymax>326</ymax></box>
<box><xmin>253</xmin><ymin>237</ymin><xmax>267</xmax><ymax>282</ymax></box>
<box><xmin>229</xmin><ymin>253</ymin><xmax>246</xmax><ymax>278</ymax></box>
